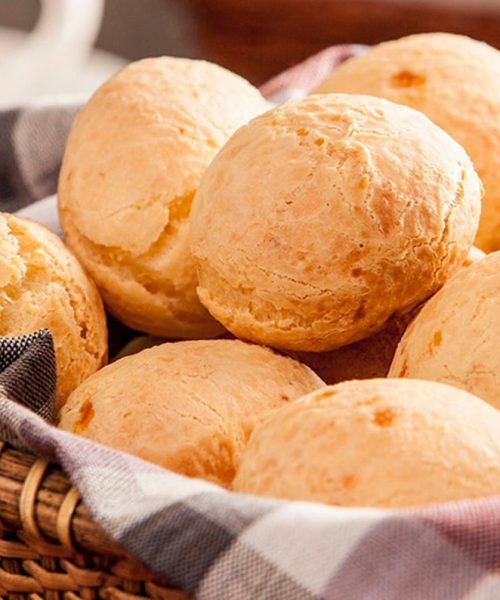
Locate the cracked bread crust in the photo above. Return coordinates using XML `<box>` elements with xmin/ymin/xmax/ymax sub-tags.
<box><xmin>0</xmin><ymin>214</ymin><xmax>107</xmax><ymax>410</ymax></box>
<box><xmin>233</xmin><ymin>379</ymin><xmax>500</xmax><ymax>507</ymax></box>
<box><xmin>58</xmin><ymin>57</ymin><xmax>269</xmax><ymax>338</ymax></box>
<box><xmin>190</xmin><ymin>94</ymin><xmax>482</xmax><ymax>352</ymax></box>
<box><xmin>58</xmin><ymin>339</ymin><xmax>324</xmax><ymax>487</ymax></box>
<box><xmin>389</xmin><ymin>251</ymin><xmax>500</xmax><ymax>409</ymax></box>
<box><xmin>313</xmin><ymin>33</ymin><xmax>500</xmax><ymax>252</ymax></box>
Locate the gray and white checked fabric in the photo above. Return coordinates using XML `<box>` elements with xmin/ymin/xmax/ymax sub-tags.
<box><xmin>1</xmin><ymin>46</ymin><xmax>500</xmax><ymax>599</ymax></box>
<box><xmin>0</xmin><ymin>101</ymin><xmax>81</xmax><ymax>212</ymax></box>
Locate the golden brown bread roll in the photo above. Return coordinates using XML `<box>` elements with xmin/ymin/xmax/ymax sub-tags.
<box><xmin>58</xmin><ymin>57</ymin><xmax>269</xmax><ymax>338</ymax></box>
<box><xmin>289</xmin><ymin>248</ymin><xmax>481</xmax><ymax>384</ymax></box>
<box><xmin>190</xmin><ymin>94</ymin><xmax>481</xmax><ymax>352</ymax></box>
<box><xmin>58</xmin><ymin>339</ymin><xmax>324</xmax><ymax>487</ymax></box>
<box><xmin>313</xmin><ymin>33</ymin><xmax>500</xmax><ymax>251</ymax></box>
<box><xmin>289</xmin><ymin>311</ymin><xmax>416</xmax><ymax>384</ymax></box>
<box><xmin>233</xmin><ymin>379</ymin><xmax>500</xmax><ymax>507</ymax></box>
<box><xmin>0</xmin><ymin>213</ymin><xmax>107</xmax><ymax>409</ymax></box>
<box><xmin>389</xmin><ymin>251</ymin><xmax>500</xmax><ymax>409</ymax></box>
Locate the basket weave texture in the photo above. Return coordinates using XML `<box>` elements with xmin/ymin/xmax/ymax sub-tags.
<box><xmin>0</xmin><ymin>441</ymin><xmax>188</xmax><ymax>599</ymax></box>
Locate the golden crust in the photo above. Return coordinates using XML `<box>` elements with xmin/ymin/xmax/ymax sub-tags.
<box><xmin>389</xmin><ymin>251</ymin><xmax>500</xmax><ymax>409</ymax></box>
<box><xmin>233</xmin><ymin>379</ymin><xmax>500</xmax><ymax>507</ymax></box>
<box><xmin>0</xmin><ymin>214</ymin><xmax>107</xmax><ymax>410</ymax></box>
<box><xmin>313</xmin><ymin>33</ymin><xmax>500</xmax><ymax>251</ymax></box>
<box><xmin>289</xmin><ymin>250</ymin><xmax>481</xmax><ymax>384</ymax></box>
<box><xmin>190</xmin><ymin>94</ymin><xmax>481</xmax><ymax>351</ymax></box>
<box><xmin>289</xmin><ymin>310</ymin><xmax>417</xmax><ymax>384</ymax></box>
<box><xmin>58</xmin><ymin>339</ymin><xmax>324</xmax><ymax>487</ymax></box>
<box><xmin>58</xmin><ymin>57</ymin><xmax>269</xmax><ymax>338</ymax></box>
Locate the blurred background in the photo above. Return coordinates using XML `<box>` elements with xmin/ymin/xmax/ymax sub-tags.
<box><xmin>1</xmin><ymin>0</ymin><xmax>500</xmax><ymax>106</ymax></box>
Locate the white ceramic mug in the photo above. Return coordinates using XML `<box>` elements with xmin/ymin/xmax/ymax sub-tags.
<box><xmin>0</xmin><ymin>0</ymin><xmax>104</xmax><ymax>107</ymax></box>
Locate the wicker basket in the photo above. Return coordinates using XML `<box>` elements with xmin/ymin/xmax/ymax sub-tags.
<box><xmin>0</xmin><ymin>440</ymin><xmax>189</xmax><ymax>599</ymax></box>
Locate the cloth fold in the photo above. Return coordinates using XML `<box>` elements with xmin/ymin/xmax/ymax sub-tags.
<box><xmin>0</xmin><ymin>45</ymin><xmax>499</xmax><ymax>599</ymax></box>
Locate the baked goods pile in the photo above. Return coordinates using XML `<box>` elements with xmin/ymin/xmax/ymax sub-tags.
<box><xmin>4</xmin><ymin>33</ymin><xmax>500</xmax><ymax>508</ymax></box>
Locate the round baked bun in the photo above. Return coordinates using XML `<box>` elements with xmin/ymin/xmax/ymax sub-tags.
<box><xmin>233</xmin><ymin>379</ymin><xmax>500</xmax><ymax>507</ymax></box>
<box><xmin>291</xmin><ymin>246</ymin><xmax>484</xmax><ymax>384</ymax></box>
<box><xmin>313</xmin><ymin>33</ymin><xmax>500</xmax><ymax>251</ymax></box>
<box><xmin>190</xmin><ymin>94</ymin><xmax>482</xmax><ymax>352</ymax></box>
<box><xmin>58</xmin><ymin>57</ymin><xmax>269</xmax><ymax>338</ymax></box>
<box><xmin>58</xmin><ymin>339</ymin><xmax>324</xmax><ymax>487</ymax></box>
<box><xmin>0</xmin><ymin>214</ymin><xmax>107</xmax><ymax>410</ymax></box>
<box><xmin>290</xmin><ymin>311</ymin><xmax>416</xmax><ymax>384</ymax></box>
<box><xmin>389</xmin><ymin>252</ymin><xmax>500</xmax><ymax>409</ymax></box>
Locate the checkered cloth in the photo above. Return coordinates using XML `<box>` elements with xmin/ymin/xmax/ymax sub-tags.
<box><xmin>1</xmin><ymin>46</ymin><xmax>500</xmax><ymax>599</ymax></box>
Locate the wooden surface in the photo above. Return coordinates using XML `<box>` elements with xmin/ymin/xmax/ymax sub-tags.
<box><xmin>181</xmin><ymin>0</ymin><xmax>500</xmax><ymax>83</ymax></box>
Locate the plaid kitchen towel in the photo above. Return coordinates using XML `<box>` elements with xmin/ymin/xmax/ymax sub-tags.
<box><xmin>1</xmin><ymin>45</ymin><xmax>500</xmax><ymax>600</ymax></box>
<box><xmin>0</xmin><ymin>100</ymin><xmax>81</xmax><ymax>213</ymax></box>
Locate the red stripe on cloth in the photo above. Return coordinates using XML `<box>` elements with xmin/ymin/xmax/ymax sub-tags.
<box><xmin>260</xmin><ymin>45</ymin><xmax>357</xmax><ymax>100</ymax></box>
